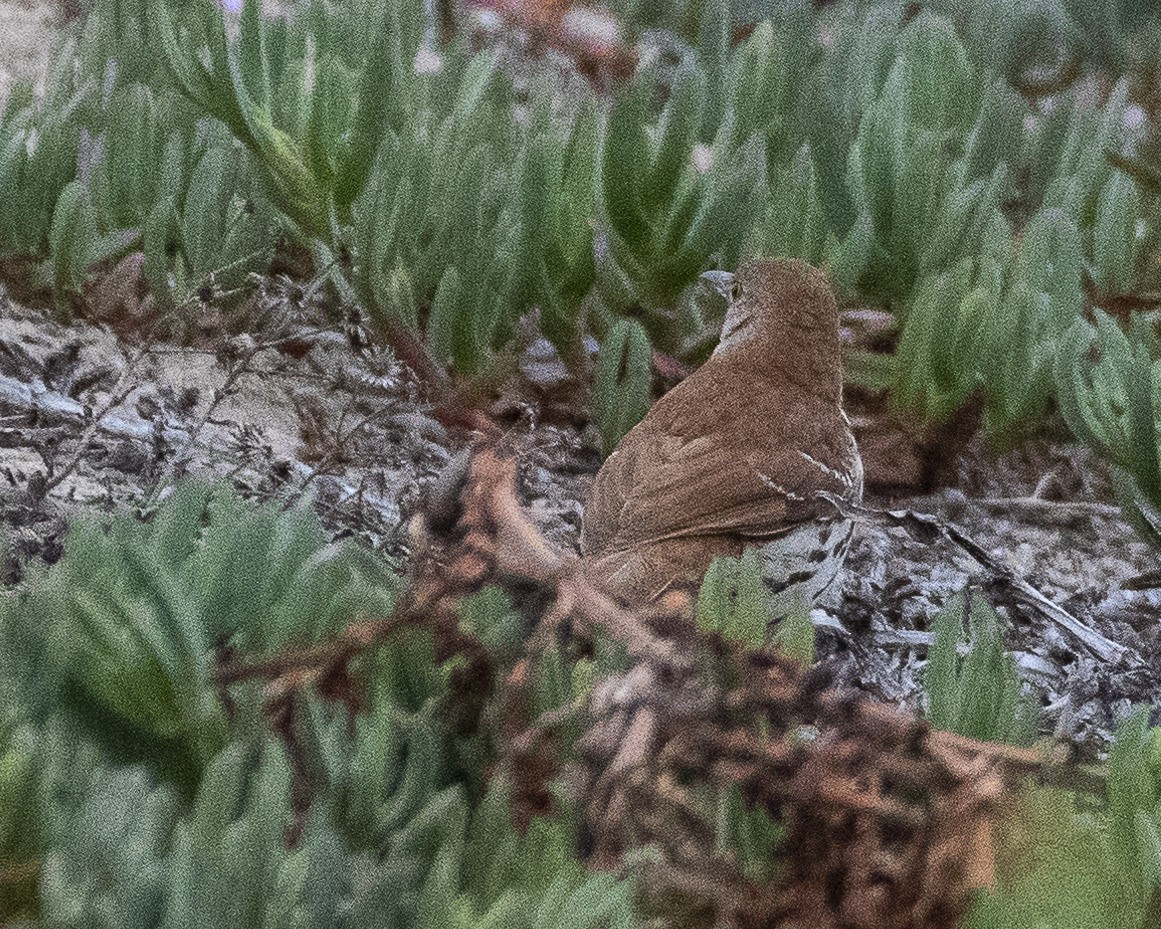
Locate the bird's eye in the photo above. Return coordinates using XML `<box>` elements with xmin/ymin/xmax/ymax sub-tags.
<box><xmin>730</xmin><ymin>281</ymin><xmax>743</xmax><ymax>301</ymax></box>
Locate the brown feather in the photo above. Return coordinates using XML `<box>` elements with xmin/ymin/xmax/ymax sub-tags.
<box><xmin>581</xmin><ymin>258</ymin><xmax>861</xmax><ymax>603</ymax></box>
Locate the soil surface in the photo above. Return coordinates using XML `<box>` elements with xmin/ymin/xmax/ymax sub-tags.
<box><xmin>2</xmin><ymin>285</ymin><xmax>1158</xmax><ymax>758</ymax></box>
<box><xmin>0</xmin><ymin>1</ymin><xmax>62</xmax><ymax>105</ymax></box>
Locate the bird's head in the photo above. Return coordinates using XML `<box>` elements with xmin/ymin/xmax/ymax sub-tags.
<box><xmin>701</xmin><ymin>258</ymin><xmax>837</xmax><ymax>357</ymax></box>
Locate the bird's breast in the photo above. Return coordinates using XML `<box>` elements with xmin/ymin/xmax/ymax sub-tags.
<box><xmin>755</xmin><ymin>515</ymin><xmax>856</xmax><ymax>613</ymax></box>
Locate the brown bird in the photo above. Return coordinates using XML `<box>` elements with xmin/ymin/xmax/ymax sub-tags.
<box><xmin>580</xmin><ymin>257</ymin><xmax>863</xmax><ymax>611</ymax></box>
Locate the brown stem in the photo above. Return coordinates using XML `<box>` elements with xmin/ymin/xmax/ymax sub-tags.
<box><xmin>214</xmin><ymin>611</ymin><xmax>414</xmax><ymax>687</ymax></box>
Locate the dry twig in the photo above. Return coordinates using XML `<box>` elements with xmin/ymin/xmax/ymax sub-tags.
<box><xmin>211</xmin><ymin>438</ymin><xmax>1107</xmax><ymax>929</ymax></box>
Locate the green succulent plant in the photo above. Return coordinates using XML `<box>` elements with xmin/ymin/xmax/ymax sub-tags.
<box><xmin>142</xmin><ymin>132</ymin><xmax>276</xmax><ymax>312</ymax></box>
<box><xmin>1056</xmin><ymin>310</ymin><xmax>1161</xmax><ymax>547</ymax></box>
<box><xmin>598</xmin><ymin>67</ymin><xmax>759</xmax><ymax>348</ymax></box>
<box><xmin>1</xmin><ymin>482</ymin><xmax>397</xmax><ymax>792</ymax></box>
<box><xmin>592</xmin><ymin>317</ymin><xmax>653</xmax><ymax>458</ymax></box>
<box><xmin>924</xmin><ymin>591</ymin><xmax>1038</xmax><ymax>746</ymax></box>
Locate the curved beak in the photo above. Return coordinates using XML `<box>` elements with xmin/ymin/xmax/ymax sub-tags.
<box><xmin>699</xmin><ymin>269</ymin><xmax>735</xmax><ymax>301</ymax></box>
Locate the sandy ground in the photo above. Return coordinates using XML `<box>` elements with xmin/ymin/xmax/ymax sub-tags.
<box><xmin>0</xmin><ymin>1</ymin><xmax>64</xmax><ymax>105</ymax></box>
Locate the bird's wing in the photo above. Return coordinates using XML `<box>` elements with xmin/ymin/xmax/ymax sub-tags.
<box><xmin>580</xmin><ymin>404</ymin><xmax>852</xmax><ymax>555</ymax></box>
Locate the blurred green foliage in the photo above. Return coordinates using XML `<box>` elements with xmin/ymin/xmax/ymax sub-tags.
<box><xmin>0</xmin><ymin>482</ymin><xmax>637</xmax><ymax>927</ymax></box>
<box><xmin>0</xmin><ymin>483</ymin><xmax>1156</xmax><ymax>926</ymax></box>
<box><xmin>592</xmin><ymin>317</ymin><xmax>652</xmax><ymax>457</ymax></box>
<box><xmin>695</xmin><ymin>547</ymin><xmax>815</xmax><ymax>662</ymax></box>
<box><xmin>923</xmin><ymin>592</ymin><xmax>1038</xmax><ymax>746</ymax></box>
<box><xmin>0</xmin><ymin>482</ymin><xmax>398</xmax><ymax>793</ymax></box>
<box><xmin>964</xmin><ymin>708</ymin><xmax>1161</xmax><ymax>929</ymax></box>
<box><xmin>1057</xmin><ymin>310</ymin><xmax>1161</xmax><ymax>547</ymax></box>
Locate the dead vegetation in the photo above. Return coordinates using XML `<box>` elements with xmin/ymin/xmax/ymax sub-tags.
<box><xmin>210</xmin><ymin>440</ymin><xmax>1104</xmax><ymax>929</ymax></box>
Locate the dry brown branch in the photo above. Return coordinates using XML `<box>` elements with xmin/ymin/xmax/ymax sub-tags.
<box><xmin>428</xmin><ymin>442</ymin><xmax>1097</xmax><ymax>929</ymax></box>
<box><xmin>210</xmin><ymin>437</ymin><xmax>1108</xmax><ymax>929</ymax></box>
<box><xmin>215</xmin><ymin>615</ymin><xmax>409</xmax><ymax>688</ymax></box>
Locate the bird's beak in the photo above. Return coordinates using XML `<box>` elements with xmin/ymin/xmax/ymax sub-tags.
<box><xmin>699</xmin><ymin>270</ymin><xmax>735</xmax><ymax>301</ymax></box>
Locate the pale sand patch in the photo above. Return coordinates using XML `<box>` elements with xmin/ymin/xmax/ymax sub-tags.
<box><xmin>0</xmin><ymin>1</ymin><xmax>65</xmax><ymax>105</ymax></box>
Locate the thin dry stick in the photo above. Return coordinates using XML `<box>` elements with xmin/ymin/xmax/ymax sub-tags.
<box><xmin>974</xmin><ymin>497</ymin><xmax>1124</xmax><ymax>519</ymax></box>
<box><xmin>289</xmin><ymin>401</ymin><xmax>399</xmax><ymax>505</ymax></box>
<box><xmin>818</xmin><ymin>492</ymin><xmax>1134</xmax><ymax>666</ymax></box>
<box><xmin>154</xmin><ymin>340</ymin><xmax>268</xmax><ymax>477</ymax></box>
<box><xmin>214</xmin><ymin>610</ymin><xmax>413</xmax><ymax>688</ymax></box>
<box><xmin>144</xmin><ymin>326</ymin><xmax>326</xmax><ymax>498</ymax></box>
<box><xmin>40</xmin><ymin>337</ymin><xmax>157</xmax><ymax>497</ymax></box>
<box><xmin>933</xmin><ymin>514</ymin><xmax>1130</xmax><ymax>663</ymax></box>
